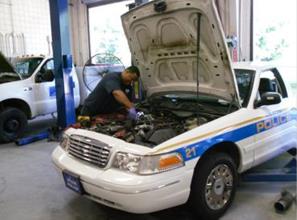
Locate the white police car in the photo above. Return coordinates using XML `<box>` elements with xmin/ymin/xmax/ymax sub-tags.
<box><xmin>52</xmin><ymin>0</ymin><xmax>297</xmax><ymax>219</ymax></box>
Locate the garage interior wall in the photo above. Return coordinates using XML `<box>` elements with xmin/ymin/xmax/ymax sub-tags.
<box><xmin>68</xmin><ymin>0</ymin><xmax>134</xmax><ymax>67</ymax></box>
<box><xmin>73</xmin><ymin>0</ymin><xmax>252</xmax><ymax>66</ymax></box>
<box><xmin>0</xmin><ymin>0</ymin><xmax>253</xmax><ymax>63</ymax></box>
<box><xmin>215</xmin><ymin>0</ymin><xmax>252</xmax><ymax>61</ymax></box>
<box><xmin>0</xmin><ymin>0</ymin><xmax>51</xmax><ymax>57</ymax></box>
<box><xmin>215</xmin><ymin>0</ymin><xmax>238</xmax><ymax>38</ymax></box>
<box><xmin>0</xmin><ymin>0</ymin><xmax>90</xmax><ymax>66</ymax></box>
<box><xmin>238</xmin><ymin>0</ymin><xmax>253</xmax><ymax>61</ymax></box>
<box><xmin>68</xmin><ymin>0</ymin><xmax>90</xmax><ymax>67</ymax></box>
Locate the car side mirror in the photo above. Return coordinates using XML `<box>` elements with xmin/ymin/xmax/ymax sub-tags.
<box><xmin>254</xmin><ymin>92</ymin><xmax>282</xmax><ymax>108</ymax></box>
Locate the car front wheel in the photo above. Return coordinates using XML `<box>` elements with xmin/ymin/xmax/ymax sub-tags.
<box><xmin>0</xmin><ymin>107</ymin><xmax>28</xmax><ymax>142</ymax></box>
<box><xmin>189</xmin><ymin>152</ymin><xmax>238</xmax><ymax>220</ymax></box>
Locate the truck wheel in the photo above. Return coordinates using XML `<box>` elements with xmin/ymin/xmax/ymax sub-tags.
<box><xmin>287</xmin><ymin>148</ymin><xmax>296</xmax><ymax>156</ymax></box>
<box><xmin>189</xmin><ymin>152</ymin><xmax>238</xmax><ymax>220</ymax></box>
<box><xmin>0</xmin><ymin>108</ymin><xmax>28</xmax><ymax>142</ymax></box>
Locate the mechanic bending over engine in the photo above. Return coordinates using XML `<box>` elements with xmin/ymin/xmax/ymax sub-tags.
<box><xmin>80</xmin><ymin>66</ymin><xmax>140</xmax><ymax>120</ymax></box>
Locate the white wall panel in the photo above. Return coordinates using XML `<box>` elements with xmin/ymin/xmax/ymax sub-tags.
<box><xmin>0</xmin><ymin>0</ymin><xmax>13</xmax><ymax>33</ymax></box>
<box><xmin>0</xmin><ymin>0</ymin><xmax>51</xmax><ymax>57</ymax></box>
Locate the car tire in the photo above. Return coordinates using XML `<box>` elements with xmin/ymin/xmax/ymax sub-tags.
<box><xmin>287</xmin><ymin>148</ymin><xmax>296</xmax><ymax>156</ymax></box>
<box><xmin>189</xmin><ymin>152</ymin><xmax>238</xmax><ymax>220</ymax></box>
<box><xmin>0</xmin><ymin>107</ymin><xmax>28</xmax><ymax>142</ymax></box>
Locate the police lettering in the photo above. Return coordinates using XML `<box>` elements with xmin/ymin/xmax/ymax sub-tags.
<box><xmin>257</xmin><ymin>115</ymin><xmax>288</xmax><ymax>133</ymax></box>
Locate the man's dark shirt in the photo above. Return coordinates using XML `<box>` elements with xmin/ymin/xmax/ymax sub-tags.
<box><xmin>81</xmin><ymin>72</ymin><xmax>133</xmax><ymax>116</ymax></box>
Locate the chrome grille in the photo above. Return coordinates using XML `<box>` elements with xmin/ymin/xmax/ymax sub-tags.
<box><xmin>68</xmin><ymin>135</ymin><xmax>111</xmax><ymax>168</ymax></box>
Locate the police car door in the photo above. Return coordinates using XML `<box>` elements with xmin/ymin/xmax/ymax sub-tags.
<box><xmin>33</xmin><ymin>59</ymin><xmax>57</xmax><ymax>115</ymax></box>
<box><xmin>253</xmin><ymin>68</ymin><xmax>291</xmax><ymax>166</ymax></box>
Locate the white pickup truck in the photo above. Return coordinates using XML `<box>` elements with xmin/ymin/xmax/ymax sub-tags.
<box><xmin>51</xmin><ymin>0</ymin><xmax>297</xmax><ymax>219</ymax></box>
<box><xmin>0</xmin><ymin>54</ymin><xmax>81</xmax><ymax>142</ymax></box>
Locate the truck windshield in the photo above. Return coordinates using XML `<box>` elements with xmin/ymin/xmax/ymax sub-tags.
<box><xmin>235</xmin><ymin>69</ymin><xmax>255</xmax><ymax>107</ymax></box>
<box><xmin>12</xmin><ymin>57</ymin><xmax>43</xmax><ymax>79</ymax></box>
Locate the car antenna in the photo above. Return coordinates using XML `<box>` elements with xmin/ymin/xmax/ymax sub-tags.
<box><xmin>196</xmin><ymin>12</ymin><xmax>202</xmax><ymax>126</ymax></box>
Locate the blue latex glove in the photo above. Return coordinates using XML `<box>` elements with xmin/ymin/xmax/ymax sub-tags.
<box><xmin>127</xmin><ymin>107</ymin><xmax>137</xmax><ymax>120</ymax></box>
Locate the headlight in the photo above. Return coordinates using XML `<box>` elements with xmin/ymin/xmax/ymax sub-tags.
<box><xmin>112</xmin><ymin>152</ymin><xmax>184</xmax><ymax>175</ymax></box>
<box><xmin>60</xmin><ymin>133</ymin><xmax>70</xmax><ymax>150</ymax></box>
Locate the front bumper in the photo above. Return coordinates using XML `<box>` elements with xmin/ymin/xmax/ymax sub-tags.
<box><xmin>52</xmin><ymin>145</ymin><xmax>194</xmax><ymax>213</ymax></box>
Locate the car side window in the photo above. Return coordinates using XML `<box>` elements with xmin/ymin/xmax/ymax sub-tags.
<box><xmin>254</xmin><ymin>69</ymin><xmax>287</xmax><ymax>107</ymax></box>
<box><xmin>235</xmin><ymin>69</ymin><xmax>254</xmax><ymax>107</ymax></box>
<box><xmin>35</xmin><ymin>59</ymin><xmax>54</xmax><ymax>83</ymax></box>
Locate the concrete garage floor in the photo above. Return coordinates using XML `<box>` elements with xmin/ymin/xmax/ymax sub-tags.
<box><xmin>0</xmin><ymin>117</ymin><xmax>296</xmax><ymax>220</ymax></box>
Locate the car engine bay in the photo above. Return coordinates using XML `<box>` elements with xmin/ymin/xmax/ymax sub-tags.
<box><xmin>75</xmin><ymin>95</ymin><xmax>232</xmax><ymax>147</ymax></box>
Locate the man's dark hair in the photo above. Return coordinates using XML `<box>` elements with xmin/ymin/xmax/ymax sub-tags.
<box><xmin>125</xmin><ymin>66</ymin><xmax>140</xmax><ymax>77</ymax></box>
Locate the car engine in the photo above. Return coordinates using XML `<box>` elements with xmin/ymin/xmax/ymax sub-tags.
<box><xmin>75</xmin><ymin>97</ymin><xmax>226</xmax><ymax>147</ymax></box>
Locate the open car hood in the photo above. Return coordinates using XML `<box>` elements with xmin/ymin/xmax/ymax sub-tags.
<box><xmin>0</xmin><ymin>52</ymin><xmax>17</xmax><ymax>73</ymax></box>
<box><xmin>122</xmin><ymin>0</ymin><xmax>240</xmax><ymax>105</ymax></box>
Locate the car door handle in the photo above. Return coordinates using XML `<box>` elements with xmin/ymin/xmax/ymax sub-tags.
<box><xmin>24</xmin><ymin>87</ymin><xmax>32</xmax><ymax>91</ymax></box>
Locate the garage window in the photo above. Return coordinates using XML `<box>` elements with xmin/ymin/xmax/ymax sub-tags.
<box><xmin>254</xmin><ymin>0</ymin><xmax>296</xmax><ymax>95</ymax></box>
<box><xmin>88</xmin><ymin>0</ymin><xmax>134</xmax><ymax>67</ymax></box>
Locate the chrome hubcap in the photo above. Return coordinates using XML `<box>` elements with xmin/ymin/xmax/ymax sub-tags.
<box><xmin>205</xmin><ymin>164</ymin><xmax>233</xmax><ymax>210</ymax></box>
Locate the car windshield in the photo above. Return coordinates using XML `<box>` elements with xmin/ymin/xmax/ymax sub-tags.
<box><xmin>12</xmin><ymin>57</ymin><xmax>43</xmax><ymax>79</ymax></box>
<box><xmin>235</xmin><ymin>69</ymin><xmax>255</xmax><ymax>107</ymax></box>
<box><xmin>148</xmin><ymin>92</ymin><xmax>236</xmax><ymax>115</ymax></box>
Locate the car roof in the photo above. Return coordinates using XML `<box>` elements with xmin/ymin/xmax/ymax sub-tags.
<box><xmin>232</xmin><ymin>62</ymin><xmax>276</xmax><ymax>72</ymax></box>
